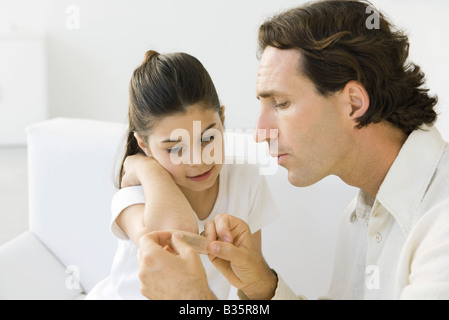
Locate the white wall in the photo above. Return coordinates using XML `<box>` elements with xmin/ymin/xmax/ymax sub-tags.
<box><xmin>374</xmin><ymin>0</ymin><xmax>449</xmax><ymax>140</ymax></box>
<box><xmin>1</xmin><ymin>0</ymin><xmax>448</xmax><ymax>138</ymax></box>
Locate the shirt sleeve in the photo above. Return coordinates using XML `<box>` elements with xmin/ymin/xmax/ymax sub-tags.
<box><xmin>398</xmin><ymin>199</ymin><xmax>449</xmax><ymax>299</ymax></box>
<box><xmin>237</xmin><ymin>272</ymin><xmax>304</xmax><ymax>300</ymax></box>
<box><xmin>246</xmin><ymin>172</ymin><xmax>280</xmax><ymax>234</ymax></box>
<box><xmin>272</xmin><ymin>274</ymin><xmax>305</xmax><ymax>300</ymax></box>
<box><xmin>110</xmin><ymin>185</ymin><xmax>145</xmax><ymax>240</ymax></box>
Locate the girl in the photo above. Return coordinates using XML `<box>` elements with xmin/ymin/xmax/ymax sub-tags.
<box><xmin>87</xmin><ymin>50</ymin><xmax>279</xmax><ymax>300</ymax></box>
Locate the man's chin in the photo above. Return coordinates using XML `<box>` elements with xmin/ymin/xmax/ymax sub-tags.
<box><xmin>286</xmin><ymin>170</ymin><xmax>320</xmax><ymax>188</ymax></box>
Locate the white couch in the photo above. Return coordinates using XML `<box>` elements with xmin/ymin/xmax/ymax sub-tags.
<box><xmin>0</xmin><ymin>117</ymin><xmax>358</xmax><ymax>300</ymax></box>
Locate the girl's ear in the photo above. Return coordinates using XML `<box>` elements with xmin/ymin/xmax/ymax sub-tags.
<box><xmin>134</xmin><ymin>132</ymin><xmax>152</xmax><ymax>157</ymax></box>
<box><xmin>220</xmin><ymin>105</ymin><xmax>226</xmax><ymax>124</ymax></box>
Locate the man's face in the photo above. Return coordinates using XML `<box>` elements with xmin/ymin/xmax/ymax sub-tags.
<box><xmin>255</xmin><ymin>46</ymin><xmax>351</xmax><ymax>187</ymax></box>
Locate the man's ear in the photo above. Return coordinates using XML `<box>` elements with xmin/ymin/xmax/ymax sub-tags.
<box><xmin>134</xmin><ymin>132</ymin><xmax>152</xmax><ymax>157</ymax></box>
<box><xmin>344</xmin><ymin>81</ymin><xmax>370</xmax><ymax>122</ymax></box>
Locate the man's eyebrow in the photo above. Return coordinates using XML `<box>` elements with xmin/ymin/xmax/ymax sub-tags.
<box><xmin>161</xmin><ymin>123</ymin><xmax>217</xmax><ymax>143</ymax></box>
<box><xmin>256</xmin><ymin>90</ymin><xmax>286</xmax><ymax>100</ymax></box>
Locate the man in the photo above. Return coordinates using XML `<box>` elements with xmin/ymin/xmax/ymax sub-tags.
<box><xmin>137</xmin><ymin>0</ymin><xmax>449</xmax><ymax>299</ymax></box>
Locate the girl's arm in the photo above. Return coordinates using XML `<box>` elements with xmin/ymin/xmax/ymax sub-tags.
<box><xmin>116</xmin><ymin>154</ymin><xmax>198</xmax><ymax>246</ymax></box>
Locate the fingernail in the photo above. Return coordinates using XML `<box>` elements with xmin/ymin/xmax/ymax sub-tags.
<box><xmin>173</xmin><ymin>232</ymin><xmax>182</xmax><ymax>240</ymax></box>
<box><xmin>223</xmin><ymin>237</ymin><xmax>232</xmax><ymax>243</ymax></box>
<box><xmin>211</xmin><ymin>243</ymin><xmax>220</xmax><ymax>254</ymax></box>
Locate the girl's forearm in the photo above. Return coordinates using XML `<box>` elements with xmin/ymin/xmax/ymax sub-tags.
<box><xmin>138</xmin><ymin>164</ymin><xmax>198</xmax><ymax>234</ymax></box>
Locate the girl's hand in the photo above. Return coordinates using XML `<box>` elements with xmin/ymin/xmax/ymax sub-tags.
<box><xmin>121</xmin><ymin>153</ymin><xmax>160</xmax><ymax>188</ymax></box>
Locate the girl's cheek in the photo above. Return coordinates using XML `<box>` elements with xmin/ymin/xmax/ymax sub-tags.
<box><xmin>149</xmin><ymin>152</ymin><xmax>178</xmax><ymax>176</ymax></box>
<box><xmin>160</xmin><ymin>158</ymin><xmax>184</xmax><ymax>181</ymax></box>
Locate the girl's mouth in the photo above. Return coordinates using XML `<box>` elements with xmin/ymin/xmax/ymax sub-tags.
<box><xmin>187</xmin><ymin>167</ymin><xmax>214</xmax><ymax>182</ymax></box>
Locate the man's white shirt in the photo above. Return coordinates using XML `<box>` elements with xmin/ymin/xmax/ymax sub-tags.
<box><xmin>273</xmin><ymin>125</ymin><xmax>449</xmax><ymax>300</ymax></box>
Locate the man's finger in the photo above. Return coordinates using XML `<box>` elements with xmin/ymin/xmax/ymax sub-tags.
<box><xmin>208</xmin><ymin>255</ymin><xmax>244</xmax><ymax>288</ymax></box>
<box><xmin>138</xmin><ymin>232</ymin><xmax>173</xmax><ymax>273</ymax></box>
<box><xmin>207</xmin><ymin>240</ymin><xmax>242</xmax><ymax>262</ymax></box>
<box><xmin>139</xmin><ymin>230</ymin><xmax>173</xmax><ymax>249</ymax></box>
<box><xmin>207</xmin><ymin>241</ymin><xmax>246</xmax><ymax>289</ymax></box>
<box><xmin>214</xmin><ymin>214</ymin><xmax>235</xmax><ymax>243</ymax></box>
<box><xmin>214</xmin><ymin>214</ymin><xmax>253</xmax><ymax>247</ymax></box>
<box><xmin>203</xmin><ymin>220</ymin><xmax>218</xmax><ymax>242</ymax></box>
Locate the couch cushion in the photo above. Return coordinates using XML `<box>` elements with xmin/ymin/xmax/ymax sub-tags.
<box><xmin>26</xmin><ymin>118</ymin><xmax>127</xmax><ymax>292</ymax></box>
<box><xmin>0</xmin><ymin>231</ymin><xmax>83</xmax><ymax>299</ymax></box>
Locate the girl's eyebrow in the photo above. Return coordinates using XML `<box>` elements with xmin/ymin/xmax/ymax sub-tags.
<box><xmin>160</xmin><ymin>123</ymin><xmax>217</xmax><ymax>143</ymax></box>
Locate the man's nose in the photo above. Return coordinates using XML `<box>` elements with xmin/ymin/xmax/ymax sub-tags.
<box><xmin>254</xmin><ymin>108</ymin><xmax>278</xmax><ymax>143</ymax></box>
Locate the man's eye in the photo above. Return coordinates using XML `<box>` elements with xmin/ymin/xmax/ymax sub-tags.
<box><xmin>275</xmin><ymin>102</ymin><xmax>289</xmax><ymax>109</ymax></box>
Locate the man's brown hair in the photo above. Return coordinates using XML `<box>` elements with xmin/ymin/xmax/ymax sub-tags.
<box><xmin>258</xmin><ymin>0</ymin><xmax>438</xmax><ymax>135</ymax></box>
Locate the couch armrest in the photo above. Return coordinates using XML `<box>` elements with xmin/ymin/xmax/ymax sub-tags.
<box><xmin>0</xmin><ymin>231</ymin><xmax>84</xmax><ymax>299</ymax></box>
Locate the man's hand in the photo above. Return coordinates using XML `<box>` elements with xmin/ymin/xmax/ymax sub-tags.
<box><xmin>204</xmin><ymin>214</ymin><xmax>278</xmax><ymax>300</ymax></box>
<box><xmin>137</xmin><ymin>231</ymin><xmax>217</xmax><ymax>300</ymax></box>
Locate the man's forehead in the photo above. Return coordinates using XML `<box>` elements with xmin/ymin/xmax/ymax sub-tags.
<box><xmin>257</xmin><ymin>47</ymin><xmax>301</xmax><ymax>96</ymax></box>
<box><xmin>258</xmin><ymin>47</ymin><xmax>300</xmax><ymax>72</ymax></box>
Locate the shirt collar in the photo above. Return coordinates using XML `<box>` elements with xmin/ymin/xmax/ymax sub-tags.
<box><xmin>375</xmin><ymin>125</ymin><xmax>447</xmax><ymax>235</ymax></box>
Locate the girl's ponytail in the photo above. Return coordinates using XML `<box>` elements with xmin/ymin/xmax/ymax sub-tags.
<box><xmin>118</xmin><ymin>128</ymin><xmax>143</xmax><ymax>189</ymax></box>
<box><xmin>143</xmin><ymin>50</ymin><xmax>160</xmax><ymax>63</ymax></box>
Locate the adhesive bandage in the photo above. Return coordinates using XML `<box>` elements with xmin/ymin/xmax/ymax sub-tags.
<box><xmin>172</xmin><ymin>231</ymin><xmax>211</xmax><ymax>255</ymax></box>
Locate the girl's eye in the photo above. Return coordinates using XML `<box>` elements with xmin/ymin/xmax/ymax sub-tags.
<box><xmin>202</xmin><ymin>135</ymin><xmax>215</xmax><ymax>143</ymax></box>
<box><xmin>167</xmin><ymin>147</ymin><xmax>182</xmax><ymax>154</ymax></box>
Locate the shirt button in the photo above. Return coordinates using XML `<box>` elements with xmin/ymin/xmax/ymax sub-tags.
<box><xmin>350</xmin><ymin>212</ymin><xmax>357</xmax><ymax>222</ymax></box>
<box><xmin>375</xmin><ymin>233</ymin><xmax>382</xmax><ymax>243</ymax></box>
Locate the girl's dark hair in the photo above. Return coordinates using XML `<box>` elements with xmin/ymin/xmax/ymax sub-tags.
<box><xmin>258</xmin><ymin>0</ymin><xmax>438</xmax><ymax>134</ymax></box>
<box><xmin>118</xmin><ymin>50</ymin><xmax>222</xmax><ymax>188</ymax></box>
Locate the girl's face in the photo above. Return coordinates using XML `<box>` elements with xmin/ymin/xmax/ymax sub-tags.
<box><xmin>145</xmin><ymin>104</ymin><xmax>225</xmax><ymax>192</ymax></box>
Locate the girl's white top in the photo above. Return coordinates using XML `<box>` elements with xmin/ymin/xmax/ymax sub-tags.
<box><xmin>86</xmin><ymin>159</ymin><xmax>279</xmax><ymax>300</ymax></box>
